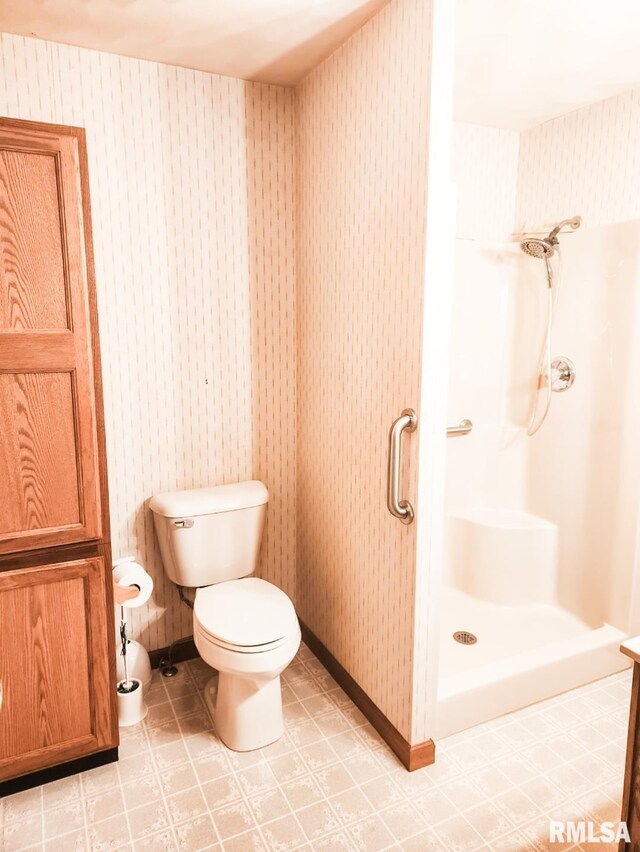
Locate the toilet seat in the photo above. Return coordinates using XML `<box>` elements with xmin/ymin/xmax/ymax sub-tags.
<box><xmin>194</xmin><ymin>577</ymin><xmax>298</xmax><ymax>653</ymax></box>
<box><xmin>197</xmin><ymin>631</ymin><xmax>288</xmax><ymax>654</ymax></box>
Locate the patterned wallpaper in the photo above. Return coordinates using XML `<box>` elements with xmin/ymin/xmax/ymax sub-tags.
<box><xmin>453</xmin><ymin>122</ymin><xmax>520</xmax><ymax>242</ymax></box>
<box><xmin>0</xmin><ymin>33</ymin><xmax>297</xmax><ymax>650</ymax></box>
<box><xmin>516</xmin><ymin>87</ymin><xmax>640</xmax><ymax>231</ymax></box>
<box><xmin>295</xmin><ymin>0</ymin><xmax>433</xmax><ymax>742</ymax></box>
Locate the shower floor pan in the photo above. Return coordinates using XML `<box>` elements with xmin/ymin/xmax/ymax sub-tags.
<box><xmin>436</xmin><ymin>586</ymin><xmax>628</xmax><ymax>738</ymax></box>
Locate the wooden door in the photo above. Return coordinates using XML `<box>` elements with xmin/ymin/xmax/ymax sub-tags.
<box><xmin>0</xmin><ymin>120</ymin><xmax>101</xmax><ymax>554</ymax></box>
<box><xmin>0</xmin><ymin>558</ymin><xmax>116</xmax><ymax>779</ymax></box>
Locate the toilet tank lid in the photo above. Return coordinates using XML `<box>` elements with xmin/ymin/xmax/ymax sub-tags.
<box><xmin>149</xmin><ymin>480</ymin><xmax>268</xmax><ymax>518</ymax></box>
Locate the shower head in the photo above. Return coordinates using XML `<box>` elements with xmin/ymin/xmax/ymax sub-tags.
<box><xmin>519</xmin><ymin>215</ymin><xmax>582</xmax><ymax>260</ymax></box>
<box><xmin>520</xmin><ymin>238</ymin><xmax>555</xmax><ymax>259</ymax></box>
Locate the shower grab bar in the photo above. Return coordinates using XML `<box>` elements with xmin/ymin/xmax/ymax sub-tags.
<box><xmin>387</xmin><ymin>408</ymin><xmax>417</xmax><ymax>525</ymax></box>
<box><xmin>447</xmin><ymin>419</ymin><xmax>473</xmax><ymax>436</ymax></box>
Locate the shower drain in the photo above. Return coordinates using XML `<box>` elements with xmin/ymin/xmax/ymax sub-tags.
<box><xmin>453</xmin><ymin>630</ymin><xmax>477</xmax><ymax>645</ymax></box>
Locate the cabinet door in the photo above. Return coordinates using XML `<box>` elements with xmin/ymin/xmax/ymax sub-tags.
<box><xmin>0</xmin><ymin>120</ymin><xmax>101</xmax><ymax>554</ymax></box>
<box><xmin>0</xmin><ymin>558</ymin><xmax>117</xmax><ymax>779</ymax></box>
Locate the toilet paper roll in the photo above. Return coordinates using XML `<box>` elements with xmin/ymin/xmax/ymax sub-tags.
<box><xmin>112</xmin><ymin>562</ymin><xmax>153</xmax><ymax>608</ymax></box>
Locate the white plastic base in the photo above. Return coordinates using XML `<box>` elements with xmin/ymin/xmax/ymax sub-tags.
<box><xmin>204</xmin><ymin>673</ymin><xmax>283</xmax><ymax>751</ymax></box>
<box><xmin>117</xmin><ymin>678</ymin><xmax>147</xmax><ymax>727</ymax></box>
<box><xmin>436</xmin><ymin>586</ymin><xmax>629</xmax><ymax>737</ymax></box>
<box><xmin>449</xmin><ymin>508</ymin><xmax>558</xmax><ymax>605</ymax></box>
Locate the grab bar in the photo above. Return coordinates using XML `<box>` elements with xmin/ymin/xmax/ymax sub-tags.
<box><xmin>447</xmin><ymin>419</ymin><xmax>473</xmax><ymax>436</ymax></box>
<box><xmin>387</xmin><ymin>408</ymin><xmax>417</xmax><ymax>525</ymax></box>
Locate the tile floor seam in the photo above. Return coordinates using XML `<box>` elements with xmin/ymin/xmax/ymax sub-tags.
<box><xmin>78</xmin><ymin>776</ymin><xmax>92</xmax><ymax>852</ymax></box>
<box><xmin>117</xmin><ymin>767</ymin><xmax>136</xmax><ymax>850</ymax></box>
<box><xmin>294</xmin><ymin>736</ymin><xmax>389</xmax><ymax>841</ymax></box>
<box><xmin>248</xmin><ymin>692</ymin><xmax>360</xmax><ymax>849</ymax></box>
<box><xmin>140</xmin><ymin>712</ymin><xmax>183</xmax><ymax>850</ymax></box>
<box><xmin>166</xmin><ymin>684</ymin><xmax>226</xmax><ymax>850</ymax></box>
<box><xmin>39</xmin><ymin>787</ymin><xmax>44</xmax><ymax>850</ymax></box>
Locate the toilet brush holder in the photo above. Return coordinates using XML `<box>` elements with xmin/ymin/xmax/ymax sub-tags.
<box><xmin>116</xmin><ymin>639</ymin><xmax>152</xmax><ymax>689</ymax></box>
<box><xmin>117</xmin><ymin>678</ymin><xmax>147</xmax><ymax>727</ymax></box>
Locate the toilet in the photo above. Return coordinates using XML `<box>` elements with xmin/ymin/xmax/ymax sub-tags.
<box><xmin>149</xmin><ymin>480</ymin><xmax>300</xmax><ymax>751</ymax></box>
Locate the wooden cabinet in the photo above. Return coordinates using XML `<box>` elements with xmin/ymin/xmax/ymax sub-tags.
<box><xmin>0</xmin><ymin>120</ymin><xmax>101</xmax><ymax>554</ymax></box>
<box><xmin>0</xmin><ymin>558</ymin><xmax>114</xmax><ymax>781</ymax></box>
<box><xmin>0</xmin><ymin>118</ymin><xmax>117</xmax><ymax>786</ymax></box>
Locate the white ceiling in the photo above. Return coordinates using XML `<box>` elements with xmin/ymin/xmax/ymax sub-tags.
<box><xmin>3</xmin><ymin>0</ymin><xmax>640</xmax><ymax>127</ymax></box>
<box><xmin>455</xmin><ymin>0</ymin><xmax>640</xmax><ymax>130</ymax></box>
<box><xmin>0</xmin><ymin>0</ymin><xmax>390</xmax><ymax>86</ymax></box>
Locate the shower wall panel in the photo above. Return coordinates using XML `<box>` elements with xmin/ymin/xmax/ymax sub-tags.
<box><xmin>453</xmin><ymin>122</ymin><xmax>520</xmax><ymax>242</ymax></box>
<box><xmin>526</xmin><ymin>221</ymin><xmax>640</xmax><ymax>630</ymax></box>
<box><xmin>515</xmin><ymin>87</ymin><xmax>640</xmax><ymax>630</ymax></box>
<box><xmin>516</xmin><ymin>87</ymin><xmax>640</xmax><ymax>231</ymax></box>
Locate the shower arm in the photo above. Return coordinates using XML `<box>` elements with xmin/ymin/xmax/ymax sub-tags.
<box><xmin>547</xmin><ymin>216</ymin><xmax>582</xmax><ymax>242</ymax></box>
<box><xmin>512</xmin><ymin>215</ymin><xmax>582</xmax><ymax>243</ymax></box>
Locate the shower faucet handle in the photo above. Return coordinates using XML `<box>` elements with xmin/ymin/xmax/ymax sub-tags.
<box><xmin>550</xmin><ymin>357</ymin><xmax>576</xmax><ymax>392</ymax></box>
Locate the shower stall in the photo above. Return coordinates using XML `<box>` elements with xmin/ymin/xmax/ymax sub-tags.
<box><xmin>435</xmin><ymin>131</ymin><xmax>640</xmax><ymax>736</ymax></box>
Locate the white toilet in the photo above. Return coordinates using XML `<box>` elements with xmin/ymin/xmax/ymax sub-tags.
<box><xmin>149</xmin><ymin>481</ymin><xmax>300</xmax><ymax>751</ymax></box>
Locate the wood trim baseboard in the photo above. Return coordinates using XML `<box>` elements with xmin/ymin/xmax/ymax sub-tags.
<box><xmin>299</xmin><ymin>621</ymin><xmax>435</xmax><ymax>772</ymax></box>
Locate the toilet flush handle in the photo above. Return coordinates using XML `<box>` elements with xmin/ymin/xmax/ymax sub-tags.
<box><xmin>173</xmin><ymin>519</ymin><xmax>194</xmax><ymax>528</ymax></box>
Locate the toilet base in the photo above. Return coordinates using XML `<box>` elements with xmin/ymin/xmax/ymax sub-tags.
<box><xmin>204</xmin><ymin>673</ymin><xmax>284</xmax><ymax>751</ymax></box>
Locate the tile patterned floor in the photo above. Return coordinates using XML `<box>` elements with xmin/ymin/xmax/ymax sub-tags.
<box><xmin>0</xmin><ymin>643</ymin><xmax>631</xmax><ymax>851</ymax></box>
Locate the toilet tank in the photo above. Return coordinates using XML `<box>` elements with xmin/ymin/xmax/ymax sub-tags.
<box><xmin>149</xmin><ymin>481</ymin><xmax>268</xmax><ymax>587</ymax></box>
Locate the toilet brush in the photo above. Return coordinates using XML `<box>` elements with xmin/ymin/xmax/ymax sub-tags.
<box><xmin>118</xmin><ymin>608</ymin><xmax>137</xmax><ymax>693</ymax></box>
<box><xmin>117</xmin><ymin>607</ymin><xmax>146</xmax><ymax>725</ymax></box>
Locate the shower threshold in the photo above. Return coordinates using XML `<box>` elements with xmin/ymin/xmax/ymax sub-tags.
<box><xmin>435</xmin><ymin>586</ymin><xmax>628</xmax><ymax>738</ymax></box>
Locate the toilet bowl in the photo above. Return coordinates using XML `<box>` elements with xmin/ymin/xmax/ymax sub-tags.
<box><xmin>149</xmin><ymin>480</ymin><xmax>301</xmax><ymax>752</ymax></box>
<box><xmin>193</xmin><ymin>577</ymin><xmax>301</xmax><ymax>751</ymax></box>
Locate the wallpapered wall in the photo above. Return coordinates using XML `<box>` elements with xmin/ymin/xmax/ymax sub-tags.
<box><xmin>0</xmin><ymin>33</ymin><xmax>297</xmax><ymax>650</ymax></box>
<box><xmin>295</xmin><ymin>0</ymin><xmax>434</xmax><ymax>742</ymax></box>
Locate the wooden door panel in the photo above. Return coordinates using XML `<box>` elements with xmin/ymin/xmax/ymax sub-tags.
<box><xmin>0</xmin><ymin>372</ymin><xmax>81</xmax><ymax>537</ymax></box>
<box><xmin>0</xmin><ymin>121</ymin><xmax>101</xmax><ymax>554</ymax></box>
<box><xmin>0</xmin><ymin>558</ymin><xmax>117</xmax><ymax>779</ymax></box>
<box><xmin>0</xmin><ymin>150</ymin><xmax>68</xmax><ymax>329</ymax></box>
<box><xmin>0</xmin><ymin>577</ymin><xmax>91</xmax><ymax>757</ymax></box>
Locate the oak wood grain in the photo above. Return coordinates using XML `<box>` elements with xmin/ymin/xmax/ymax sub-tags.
<box><xmin>0</xmin><ymin>149</ymin><xmax>68</xmax><ymax>329</ymax></box>
<box><xmin>0</xmin><ymin>330</ymin><xmax>74</xmax><ymax>370</ymax></box>
<box><xmin>0</xmin><ymin>557</ymin><xmax>114</xmax><ymax>780</ymax></box>
<box><xmin>0</xmin><ymin>117</ymin><xmax>118</xmax><ymax>784</ymax></box>
<box><xmin>0</xmin><ymin>119</ymin><xmax>101</xmax><ymax>554</ymax></box>
<box><xmin>0</xmin><ymin>372</ymin><xmax>81</xmax><ymax>537</ymax></box>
